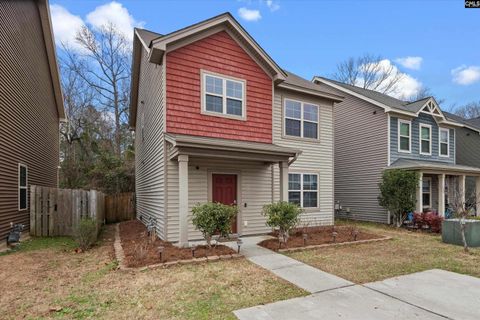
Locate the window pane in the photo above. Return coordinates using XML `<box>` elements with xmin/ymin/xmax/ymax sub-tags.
<box><xmin>19</xmin><ymin>166</ymin><xmax>27</xmax><ymax>187</ymax></box>
<box><xmin>422</xmin><ymin>180</ymin><xmax>431</xmax><ymax>193</ymax></box>
<box><xmin>226</xmin><ymin>80</ymin><xmax>243</xmax><ymax>99</ymax></box>
<box><xmin>422</xmin><ymin>194</ymin><xmax>430</xmax><ymax>207</ymax></box>
<box><xmin>400</xmin><ymin>137</ymin><xmax>410</xmax><ymax>151</ymax></box>
<box><xmin>303</xmin><ymin>174</ymin><xmax>317</xmax><ymax>191</ymax></box>
<box><xmin>205</xmin><ymin>75</ymin><xmax>222</xmax><ymax>95</ymax></box>
<box><xmin>441</xmin><ymin>143</ymin><xmax>448</xmax><ymax>155</ymax></box>
<box><xmin>421</xmin><ymin>126</ymin><xmax>430</xmax><ymax>140</ymax></box>
<box><xmin>440</xmin><ymin>130</ymin><xmax>448</xmax><ymax>143</ymax></box>
<box><xmin>288</xmin><ymin>191</ymin><xmax>301</xmax><ymax>205</ymax></box>
<box><xmin>285</xmin><ymin>118</ymin><xmax>301</xmax><ymax>137</ymax></box>
<box><xmin>206</xmin><ymin>94</ymin><xmax>223</xmax><ymax>113</ymax></box>
<box><xmin>303</xmin><ymin>192</ymin><xmax>317</xmax><ymax>208</ymax></box>
<box><xmin>303</xmin><ymin>122</ymin><xmax>318</xmax><ymax>139</ymax></box>
<box><xmin>285</xmin><ymin>100</ymin><xmax>301</xmax><ymax>119</ymax></box>
<box><xmin>303</xmin><ymin>104</ymin><xmax>318</xmax><ymax>122</ymax></box>
<box><xmin>400</xmin><ymin>122</ymin><xmax>409</xmax><ymax>136</ymax></box>
<box><xmin>421</xmin><ymin>140</ymin><xmax>430</xmax><ymax>153</ymax></box>
<box><xmin>226</xmin><ymin>99</ymin><xmax>242</xmax><ymax>116</ymax></box>
<box><xmin>20</xmin><ymin>188</ymin><xmax>27</xmax><ymax>210</ymax></box>
<box><xmin>288</xmin><ymin>173</ymin><xmax>301</xmax><ymax>190</ymax></box>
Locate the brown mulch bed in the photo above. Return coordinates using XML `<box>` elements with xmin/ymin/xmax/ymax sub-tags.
<box><xmin>259</xmin><ymin>226</ymin><xmax>382</xmax><ymax>251</ymax></box>
<box><xmin>120</xmin><ymin>220</ymin><xmax>235</xmax><ymax>268</ymax></box>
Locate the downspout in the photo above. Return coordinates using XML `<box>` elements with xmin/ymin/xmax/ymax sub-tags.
<box><xmin>288</xmin><ymin>151</ymin><xmax>302</xmax><ymax>166</ymax></box>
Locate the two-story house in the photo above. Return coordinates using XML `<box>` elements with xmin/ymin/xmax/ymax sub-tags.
<box><xmin>0</xmin><ymin>0</ymin><xmax>65</xmax><ymax>241</ymax></box>
<box><xmin>313</xmin><ymin>77</ymin><xmax>480</xmax><ymax>223</ymax></box>
<box><xmin>130</xmin><ymin>13</ymin><xmax>343</xmax><ymax>246</ymax></box>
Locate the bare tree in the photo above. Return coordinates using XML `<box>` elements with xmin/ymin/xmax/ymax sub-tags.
<box><xmin>332</xmin><ymin>54</ymin><xmax>404</xmax><ymax>95</ymax></box>
<box><xmin>454</xmin><ymin>101</ymin><xmax>480</xmax><ymax>119</ymax></box>
<box><xmin>63</xmin><ymin>23</ymin><xmax>131</xmax><ymax>158</ymax></box>
<box><xmin>449</xmin><ymin>186</ymin><xmax>478</xmax><ymax>253</ymax></box>
<box><xmin>406</xmin><ymin>86</ymin><xmax>445</xmax><ymax>106</ymax></box>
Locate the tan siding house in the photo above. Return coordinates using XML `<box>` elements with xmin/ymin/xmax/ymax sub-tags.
<box><xmin>130</xmin><ymin>13</ymin><xmax>342</xmax><ymax>246</ymax></box>
<box><xmin>0</xmin><ymin>0</ymin><xmax>65</xmax><ymax>239</ymax></box>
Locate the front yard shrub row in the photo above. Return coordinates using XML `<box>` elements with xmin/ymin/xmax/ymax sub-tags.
<box><xmin>191</xmin><ymin>202</ymin><xmax>237</xmax><ymax>248</ymax></box>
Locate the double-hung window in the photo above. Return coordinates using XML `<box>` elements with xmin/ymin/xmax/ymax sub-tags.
<box><xmin>202</xmin><ymin>71</ymin><xmax>246</xmax><ymax>119</ymax></box>
<box><xmin>18</xmin><ymin>164</ymin><xmax>28</xmax><ymax>211</ymax></box>
<box><xmin>398</xmin><ymin>120</ymin><xmax>411</xmax><ymax>152</ymax></box>
<box><xmin>420</xmin><ymin>124</ymin><xmax>432</xmax><ymax>155</ymax></box>
<box><xmin>439</xmin><ymin>128</ymin><xmax>449</xmax><ymax>157</ymax></box>
<box><xmin>288</xmin><ymin>173</ymin><xmax>318</xmax><ymax>208</ymax></box>
<box><xmin>422</xmin><ymin>177</ymin><xmax>432</xmax><ymax>208</ymax></box>
<box><xmin>284</xmin><ymin>99</ymin><xmax>319</xmax><ymax>139</ymax></box>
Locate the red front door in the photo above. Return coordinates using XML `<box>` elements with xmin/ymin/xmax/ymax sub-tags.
<box><xmin>212</xmin><ymin>174</ymin><xmax>238</xmax><ymax>233</ymax></box>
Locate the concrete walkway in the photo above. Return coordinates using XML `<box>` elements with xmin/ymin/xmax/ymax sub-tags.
<box><xmin>226</xmin><ymin>236</ymin><xmax>353</xmax><ymax>293</ymax></box>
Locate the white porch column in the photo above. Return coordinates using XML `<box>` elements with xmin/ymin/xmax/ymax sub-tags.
<box><xmin>279</xmin><ymin>161</ymin><xmax>289</xmax><ymax>202</ymax></box>
<box><xmin>178</xmin><ymin>154</ymin><xmax>189</xmax><ymax>247</ymax></box>
<box><xmin>459</xmin><ymin>175</ymin><xmax>466</xmax><ymax>209</ymax></box>
<box><xmin>416</xmin><ymin>172</ymin><xmax>423</xmax><ymax>213</ymax></box>
<box><xmin>476</xmin><ymin>176</ymin><xmax>480</xmax><ymax>216</ymax></box>
<box><xmin>438</xmin><ymin>174</ymin><xmax>445</xmax><ymax>217</ymax></box>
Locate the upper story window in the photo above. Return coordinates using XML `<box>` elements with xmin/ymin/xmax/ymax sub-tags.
<box><xmin>284</xmin><ymin>99</ymin><xmax>319</xmax><ymax>139</ymax></box>
<box><xmin>18</xmin><ymin>164</ymin><xmax>28</xmax><ymax>211</ymax></box>
<box><xmin>201</xmin><ymin>70</ymin><xmax>246</xmax><ymax>120</ymax></box>
<box><xmin>398</xmin><ymin>119</ymin><xmax>411</xmax><ymax>153</ymax></box>
<box><xmin>420</xmin><ymin>124</ymin><xmax>432</xmax><ymax>155</ymax></box>
<box><xmin>288</xmin><ymin>173</ymin><xmax>318</xmax><ymax>208</ymax></box>
<box><xmin>439</xmin><ymin>128</ymin><xmax>450</xmax><ymax>157</ymax></box>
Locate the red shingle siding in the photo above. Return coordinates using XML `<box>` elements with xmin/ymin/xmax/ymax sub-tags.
<box><xmin>166</xmin><ymin>31</ymin><xmax>273</xmax><ymax>143</ymax></box>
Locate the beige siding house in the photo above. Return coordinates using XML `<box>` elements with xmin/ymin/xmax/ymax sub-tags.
<box><xmin>0</xmin><ymin>0</ymin><xmax>65</xmax><ymax>239</ymax></box>
<box><xmin>130</xmin><ymin>13</ymin><xmax>342</xmax><ymax>246</ymax></box>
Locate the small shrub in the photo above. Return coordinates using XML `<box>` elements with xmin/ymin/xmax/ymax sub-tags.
<box><xmin>133</xmin><ymin>232</ymin><xmax>151</xmax><ymax>261</ymax></box>
<box><xmin>262</xmin><ymin>201</ymin><xmax>303</xmax><ymax>245</ymax></box>
<box><xmin>191</xmin><ymin>202</ymin><xmax>237</xmax><ymax>248</ymax></box>
<box><xmin>413</xmin><ymin>212</ymin><xmax>444</xmax><ymax>233</ymax></box>
<box><xmin>73</xmin><ymin>217</ymin><xmax>98</xmax><ymax>251</ymax></box>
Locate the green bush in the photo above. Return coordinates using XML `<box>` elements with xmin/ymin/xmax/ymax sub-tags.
<box><xmin>73</xmin><ymin>217</ymin><xmax>98</xmax><ymax>251</ymax></box>
<box><xmin>262</xmin><ymin>201</ymin><xmax>303</xmax><ymax>244</ymax></box>
<box><xmin>378</xmin><ymin>169</ymin><xmax>419</xmax><ymax>227</ymax></box>
<box><xmin>191</xmin><ymin>202</ymin><xmax>237</xmax><ymax>248</ymax></box>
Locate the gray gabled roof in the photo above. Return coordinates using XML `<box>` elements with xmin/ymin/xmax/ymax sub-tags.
<box><xmin>314</xmin><ymin>77</ymin><xmax>431</xmax><ymax>114</ymax></box>
<box><xmin>280</xmin><ymin>71</ymin><xmax>343</xmax><ymax>102</ymax></box>
<box><xmin>135</xmin><ymin>28</ymin><xmax>162</xmax><ymax>47</ymax></box>
<box><xmin>443</xmin><ymin>111</ymin><xmax>480</xmax><ymax>132</ymax></box>
<box><xmin>466</xmin><ymin>117</ymin><xmax>480</xmax><ymax>129</ymax></box>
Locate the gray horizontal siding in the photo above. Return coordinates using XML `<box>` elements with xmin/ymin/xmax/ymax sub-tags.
<box><xmin>390</xmin><ymin>113</ymin><xmax>455</xmax><ymax>165</ymax></box>
<box><xmin>455</xmin><ymin>127</ymin><xmax>480</xmax><ymax>168</ymax></box>
<box><xmin>316</xmin><ymin>83</ymin><xmax>389</xmax><ymax>223</ymax></box>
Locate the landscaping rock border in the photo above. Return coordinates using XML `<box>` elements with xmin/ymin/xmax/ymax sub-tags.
<box><xmin>113</xmin><ymin>222</ymin><xmax>243</xmax><ymax>271</ymax></box>
<box><xmin>277</xmin><ymin>236</ymin><xmax>393</xmax><ymax>253</ymax></box>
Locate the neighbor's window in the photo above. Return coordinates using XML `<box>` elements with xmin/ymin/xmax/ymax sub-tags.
<box><xmin>288</xmin><ymin>173</ymin><xmax>318</xmax><ymax>208</ymax></box>
<box><xmin>18</xmin><ymin>164</ymin><xmax>28</xmax><ymax>210</ymax></box>
<box><xmin>202</xmin><ymin>71</ymin><xmax>245</xmax><ymax>119</ymax></box>
<box><xmin>439</xmin><ymin>128</ymin><xmax>449</xmax><ymax>157</ymax></box>
<box><xmin>420</xmin><ymin>124</ymin><xmax>432</xmax><ymax>155</ymax></box>
<box><xmin>284</xmin><ymin>99</ymin><xmax>319</xmax><ymax>139</ymax></box>
<box><xmin>422</xmin><ymin>177</ymin><xmax>431</xmax><ymax>208</ymax></box>
<box><xmin>398</xmin><ymin>119</ymin><xmax>411</xmax><ymax>152</ymax></box>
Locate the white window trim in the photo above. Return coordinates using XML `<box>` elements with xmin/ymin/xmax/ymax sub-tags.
<box><xmin>422</xmin><ymin>177</ymin><xmax>432</xmax><ymax>209</ymax></box>
<box><xmin>200</xmin><ymin>70</ymin><xmax>247</xmax><ymax>121</ymax></box>
<box><xmin>18</xmin><ymin>163</ymin><xmax>28</xmax><ymax>211</ymax></box>
<box><xmin>419</xmin><ymin>123</ymin><xmax>432</xmax><ymax>155</ymax></box>
<box><xmin>398</xmin><ymin>119</ymin><xmax>411</xmax><ymax>153</ymax></box>
<box><xmin>283</xmin><ymin>98</ymin><xmax>320</xmax><ymax>140</ymax></box>
<box><xmin>439</xmin><ymin>127</ymin><xmax>450</xmax><ymax>157</ymax></box>
<box><xmin>288</xmin><ymin>173</ymin><xmax>319</xmax><ymax>208</ymax></box>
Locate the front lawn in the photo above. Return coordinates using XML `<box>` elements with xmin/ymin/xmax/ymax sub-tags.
<box><xmin>285</xmin><ymin>220</ymin><xmax>480</xmax><ymax>284</ymax></box>
<box><xmin>0</xmin><ymin>225</ymin><xmax>306</xmax><ymax>319</ymax></box>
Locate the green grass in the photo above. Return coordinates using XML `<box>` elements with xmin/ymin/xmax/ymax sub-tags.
<box><xmin>285</xmin><ymin>219</ymin><xmax>480</xmax><ymax>283</ymax></box>
<box><xmin>1</xmin><ymin>236</ymin><xmax>76</xmax><ymax>256</ymax></box>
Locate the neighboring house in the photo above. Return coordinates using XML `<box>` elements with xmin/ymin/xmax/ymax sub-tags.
<box><xmin>0</xmin><ymin>0</ymin><xmax>65</xmax><ymax>239</ymax></box>
<box><xmin>313</xmin><ymin>77</ymin><xmax>480</xmax><ymax>223</ymax></box>
<box><xmin>130</xmin><ymin>13</ymin><xmax>343</xmax><ymax>246</ymax></box>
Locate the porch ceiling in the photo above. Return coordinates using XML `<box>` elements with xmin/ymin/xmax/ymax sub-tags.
<box><xmin>165</xmin><ymin>133</ymin><xmax>301</xmax><ymax>163</ymax></box>
<box><xmin>387</xmin><ymin>158</ymin><xmax>480</xmax><ymax>176</ymax></box>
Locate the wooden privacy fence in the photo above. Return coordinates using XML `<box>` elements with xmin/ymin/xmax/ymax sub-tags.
<box><xmin>30</xmin><ymin>186</ymin><xmax>105</xmax><ymax>237</ymax></box>
<box><xmin>105</xmin><ymin>193</ymin><xmax>135</xmax><ymax>223</ymax></box>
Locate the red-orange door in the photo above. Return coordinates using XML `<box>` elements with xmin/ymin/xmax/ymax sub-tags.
<box><xmin>212</xmin><ymin>174</ymin><xmax>237</xmax><ymax>233</ymax></box>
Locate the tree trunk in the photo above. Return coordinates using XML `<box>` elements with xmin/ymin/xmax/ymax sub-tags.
<box><xmin>460</xmin><ymin>218</ymin><xmax>469</xmax><ymax>253</ymax></box>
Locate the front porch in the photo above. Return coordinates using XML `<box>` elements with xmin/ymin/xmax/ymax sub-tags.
<box><xmin>389</xmin><ymin>159</ymin><xmax>480</xmax><ymax>217</ymax></box>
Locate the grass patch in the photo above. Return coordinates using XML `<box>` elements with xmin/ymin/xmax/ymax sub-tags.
<box><xmin>1</xmin><ymin>237</ymin><xmax>76</xmax><ymax>256</ymax></box>
<box><xmin>286</xmin><ymin>220</ymin><xmax>480</xmax><ymax>284</ymax></box>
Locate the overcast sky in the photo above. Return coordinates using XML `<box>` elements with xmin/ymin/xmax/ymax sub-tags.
<box><xmin>50</xmin><ymin>0</ymin><xmax>479</xmax><ymax>109</ymax></box>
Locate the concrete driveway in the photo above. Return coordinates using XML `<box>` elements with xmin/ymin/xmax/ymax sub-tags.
<box><xmin>235</xmin><ymin>269</ymin><xmax>480</xmax><ymax>320</ymax></box>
